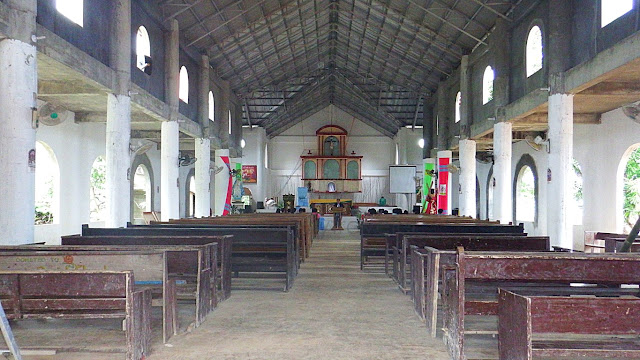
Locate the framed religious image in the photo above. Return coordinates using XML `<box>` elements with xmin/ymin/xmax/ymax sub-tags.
<box><xmin>242</xmin><ymin>165</ymin><xmax>257</xmax><ymax>183</ymax></box>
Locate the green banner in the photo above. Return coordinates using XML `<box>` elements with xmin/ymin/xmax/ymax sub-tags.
<box><xmin>421</xmin><ymin>161</ymin><xmax>435</xmax><ymax>213</ymax></box>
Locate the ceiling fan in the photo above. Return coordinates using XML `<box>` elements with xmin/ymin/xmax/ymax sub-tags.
<box><xmin>178</xmin><ymin>153</ymin><xmax>197</xmax><ymax>167</ymax></box>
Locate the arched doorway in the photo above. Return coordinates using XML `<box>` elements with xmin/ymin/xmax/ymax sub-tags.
<box><xmin>620</xmin><ymin>145</ymin><xmax>640</xmax><ymax>232</ymax></box>
<box><xmin>35</xmin><ymin>141</ymin><xmax>60</xmax><ymax>224</ymax></box>
<box><xmin>185</xmin><ymin>169</ymin><xmax>196</xmax><ymax>218</ymax></box>
<box><xmin>89</xmin><ymin>156</ymin><xmax>106</xmax><ymax>222</ymax></box>
<box><xmin>132</xmin><ymin>164</ymin><xmax>152</xmax><ymax>224</ymax></box>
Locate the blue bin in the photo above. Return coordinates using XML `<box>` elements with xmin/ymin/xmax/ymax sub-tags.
<box><xmin>319</xmin><ymin>217</ymin><xmax>325</xmax><ymax>230</ymax></box>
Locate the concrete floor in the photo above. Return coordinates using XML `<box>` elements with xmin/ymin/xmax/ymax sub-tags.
<box><xmin>13</xmin><ymin>230</ymin><xmax>451</xmax><ymax>359</ymax></box>
<box><xmin>148</xmin><ymin>229</ymin><xmax>450</xmax><ymax>360</ymax></box>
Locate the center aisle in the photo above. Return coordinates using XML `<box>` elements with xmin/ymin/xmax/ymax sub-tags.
<box><xmin>148</xmin><ymin>230</ymin><xmax>451</xmax><ymax>360</ymax></box>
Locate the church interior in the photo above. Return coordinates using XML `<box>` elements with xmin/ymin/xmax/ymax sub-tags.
<box><xmin>1</xmin><ymin>0</ymin><xmax>640</xmax><ymax>359</ymax></box>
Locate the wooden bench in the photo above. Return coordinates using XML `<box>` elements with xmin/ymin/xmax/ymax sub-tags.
<box><xmin>443</xmin><ymin>248</ymin><xmax>640</xmax><ymax>360</ymax></box>
<box><xmin>360</xmin><ymin>222</ymin><xmax>524</xmax><ymax>270</ymax></box>
<box><xmin>584</xmin><ymin>231</ymin><xmax>640</xmax><ymax>253</ymax></box>
<box><xmin>498</xmin><ymin>289</ymin><xmax>640</xmax><ymax>359</ymax></box>
<box><xmin>168</xmin><ymin>215</ymin><xmax>312</xmax><ymax>260</ymax></box>
<box><xmin>392</xmin><ymin>233</ymin><xmax>532</xmax><ymax>291</ymax></box>
<box><xmin>85</xmin><ymin>225</ymin><xmax>297</xmax><ymax>292</ymax></box>
<box><xmin>0</xmin><ymin>270</ymin><xmax>151</xmax><ymax>360</ymax></box>
<box><xmin>0</xmin><ymin>250</ymin><xmax>178</xmax><ymax>343</ymax></box>
<box><xmin>62</xmin><ymin>234</ymin><xmax>226</xmax><ymax>305</ymax></box>
<box><xmin>406</xmin><ymin>236</ymin><xmax>549</xmax><ymax>337</ymax></box>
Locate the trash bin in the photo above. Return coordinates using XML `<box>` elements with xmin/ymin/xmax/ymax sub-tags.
<box><xmin>319</xmin><ymin>217</ymin><xmax>325</xmax><ymax>230</ymax></box>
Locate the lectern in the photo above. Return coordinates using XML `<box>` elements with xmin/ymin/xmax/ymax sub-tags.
<box><xmin>329</xmin><ymin>205</ymin><xmax>346</xmax><ymax>230</ymax></box>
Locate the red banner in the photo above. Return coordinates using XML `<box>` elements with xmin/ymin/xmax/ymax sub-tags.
<box><xmin>438</xmin><ymin>157</ymin><xmax>450</xmax><ymax>214</ymax></box>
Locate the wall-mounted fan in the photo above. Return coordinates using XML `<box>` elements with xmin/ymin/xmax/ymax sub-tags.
<box><xmin>446</xmin><ymin>163</ymin><xmax>460</xmax><ymax>174</ymax></box>
<box><xmin>622</xmin><ymin>104</ymin><xmax>640</xmax><ymax>125</ymax></box>
<box><xmin>476</xmin><ymin>152</ymin><xmax>494</xmax><ymax>164</ymax></box>
<box><xmin>178</xmin><ymin>153</ymin><xmax>197</xmax><ymax>167</ymax></box>
<box><xmin>38</xmin><ymin>103</ymin><xmax>71</xmax><ymax>126</ymax></box>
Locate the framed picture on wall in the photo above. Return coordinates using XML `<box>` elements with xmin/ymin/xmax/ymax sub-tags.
<box><xmin>242</xmin><ymin>165</ymin><xmax>257</xmax><ymax>183</ymax></box>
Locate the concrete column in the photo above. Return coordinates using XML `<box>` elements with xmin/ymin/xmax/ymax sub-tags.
<box><xmin>491</xmin><ymin>18</ymin><xmax>511</xmax><ymax>118</ymax></box>
<box><xmin>105</xmin><ymin>0</ymin><xmax>131</xmax><ymax>227</ymax></box>
<box><xmin>161</xmin><ymin>121</ymin><xmax>180</xmax><ymax>221</ymax></box>
<box><xmin>459</xmin><ymin>139</ymin><xmax>477</xmax><ymax>217</ymax></box>
<box><xmin>194</xmin><ymin>138</ymin><xmax>211</xmax><ymax>217</ymax></box>
<box><xmin>422</xmin><ymin>102</ymin><xmax>434</xmax><ymax>158</ymax></box>
<box><xmin>0</xmin><ymin>1</ymin><xmax>37</xmax><ymax>243</ymax></box>
<box><xmin>459</xmin><ymin>55</ymin><xmax>472</xmax><ymax>139</ymax></box>
<box><xmin>493</xmin><ymin>122</ymin><xmax>512</xmax><ymax>224</ymax></box>
<box><xmin>547</xmin><ymin>94</ymin><xmax>574</xmax><ymax>248</ymax></box>
<box><xmin>193</xmin><ymin>54</ymin><xmax>211</xmax><ymax>218</ymax></box>
<box><xmin>161</xmin><ymin>19</ymin><xmax>180</xmax><ymax>221</ymax></box>
<box><xmin>436</xmin><ymin>85</ymin><xmax>448</xmax><ymax>151</ymax></box>
<box><xmin>214</xmin><ymin>149</ymin><xmax>231</xmax><ymax>216</ymax></box>
<box><xmin>105</xmin><ymin>95</ymin><xmax>131</xmax><ymax>226</ymax></box>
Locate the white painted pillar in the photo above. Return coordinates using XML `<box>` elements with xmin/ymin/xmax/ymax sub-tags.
<box><xmin>105</xmin><ymin>95</ymin><xmax>131</xmax><ymax>227</ymax></box>
<box><xmin>194</xmin><ymin>139</ymin><xmax>211</xmax><ymax>217</ymax></box>
<box><xmin>214</xmin><ymin>149</ymin><xmax>231</xmax><ymax>216</ymax></box>
<box><xmin>459</xmin><ymin>139</ymin><xmax>477</xmax><ymax>217</ymax></box>
<box><xmin>0</xmin><ymin>38</ymin><xmax>38</xmax><ymax>244</ymax></box>
<box><xmin>547</xmin><ymin>94</ymin><xmax>574</xmax><ymax>248</ymax></box>
<box><xmin>161</xmin><ymin>121</ymin><xmax>180</xmax><ymax>221</ymax></box>
<box><xmin>104</xmin><ymin>0</ymin><xmax>131</xmax><ymax>227</ymax></box>
<box><xmin>493</xmin><ymin>122</ymin><xmax>513</xmax><ymax>224</ymax></box>
<box><xmin>161</xmin><ymin>18</ymin><xmax>180</xmax><ymax>222</ymax></box>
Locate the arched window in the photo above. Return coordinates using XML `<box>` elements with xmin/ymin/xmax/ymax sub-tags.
<box><xmin>571</xmin><ymin>159</ymin><xmax>584</xmax><ymax>225</ymax></box>
<box><xmin>264</xmin><ymin>144</ymin><xmax>269</xmax><ymax>169</ymax></box>
<box><xmin>487</xmin><ymin>173</ymin><xmax>495</xmax><ymax>220</ymax></box>
<box><xmin>515</xmin><ymin>166</ymin><xmax>536</xmax><ymax>222</ymax></box>
<box><xmin>602</xmin><ymin>0</ymin><xmax>633</xmax><ymax>27</ymax></box>
<box><xmin>418</xmin><ymin>139</ymin><xmax>425</xmax><ymax>149</ymax></box>
<box><xmin>89</xmin><ymin>156</ymin><xmax>106</xmax><ymax>222</ymax></box>
<box><xmin>208</xmin><ymin>91</ymin><xmax>214</xmax><ymax>121</ymax></box>
<box><xmin>56</xmin><ymin>0</ymin><xmax>83</xmax><ymax>27</ymax></box>
<box><xmin>132</xmin><ymin>164</ymin><xmax>151</xmax><ymax>224</ymax></box>
<box><xmin>622</xmin><ymin>146</ymin><xmax>640</xmax><ymax>232</ymax></box>
<box><xmin>455</xmin><ymin>91</ymin><xmax>462</xmax><ymax>123</ymax></box>
<box><xmin>395</xmin><ymin>143</ymin><xmax>400</xmax><ymax>165</ymax></box>
<box><xmin>187</xmin><ymin>174</ymin><xmax>196</xmax><ymax>218</ymax></box>
<box><xmin>526</xmin><ymin>25</ymin><xmax>543</xmax><ymax>77</ymax></box>
<box><xmin>136</xmin><ymin>26</ymin><xmax>152</xmax><ymax>74</ymax></box>
<box><xmin>35</xmin><ymin>142</ymin><xmax>60</xmax><ymax>224</ymax></box>
<box><xmin>228</xmin><ymin>109</ymin><xmax>232</xmax><ymax>135</ymax></box>
<box><xmin>482</xmin><ymin>66</ymin><xmax>494</xmax><ymax>105</ymax></box>
<box><xmin>179</xmin><ymin>66</ymin><xmax>189</xmax><ymax>103</ymax></box>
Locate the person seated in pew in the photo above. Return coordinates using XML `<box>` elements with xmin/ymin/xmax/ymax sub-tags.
<box><xmin>368</xmin><ymin>208</ymin><xmax>377</xmax><ymax>215</ymax></box>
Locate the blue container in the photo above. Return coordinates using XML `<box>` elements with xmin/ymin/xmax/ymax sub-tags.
<box><xmin>319</xmin><ymin>217</ymin><xmax>325</xmax><ymax>230</ymax></box>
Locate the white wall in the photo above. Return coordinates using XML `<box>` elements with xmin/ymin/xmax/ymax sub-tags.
<box><xmin>35</xmin><ymin>116</ymin><xmax>107</xmax><ymax>243</ymax></box>
<box><xmin>242</xmin><ymin>127</ymin><xmax>268</xmax><ymax>204</ymax></box>
<box><xmin>267</xmin><ymin>105</ymin><xmax>398</xmax><ymax>206</ymax></box>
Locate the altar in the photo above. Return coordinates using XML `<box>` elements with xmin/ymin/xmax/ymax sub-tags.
<box><xmin>310</xmin><ymin>199</ymin><xmax>352</xmax><ymax>216</ymax></box>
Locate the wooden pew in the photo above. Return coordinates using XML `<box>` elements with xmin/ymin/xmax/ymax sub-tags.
<box><xmin>0</xmin><ymin>250</ymin><xmax>178</xmax><ymax>343</ymax></box>
<box><xmin>498</xmin><ymin>289</ymin><xmax>640</xmax><ymax>359</ymax></box>
<box><xmin>169</xmin><ymin>216</ymin><xmax>311</xmax><ymax>260</ymax></box>
<box><xmin>584</xmin><ymin>231</ymin><xmax>640</xmax><ymax>253</ymax></box>
<box><xmin>62</xmin><ymin>234</ymin><xmax>226</xmax><ymax>305</ymax></box>
<box><xmin>406</xmin><ymin>236</ymin><xmax>549</xmax><ymax>337</ymax></box>
<box><xmin>391</xmin><ymin>233</ymin><xmax>532</xmax><ymax>290</ymax></box>
<box><xmin>84</xmin><ymin>225</ymin><xmax>297</xmax><ymax>292</ymax></box>
<box><xmin>0</xmin><ymin>270</ymin><xmax>151</xmax><ymax>360</ymax></box>
<box><xmin>443</xmin><ymin>248</ymin><xmax>640</xmax><ymax>360</ymax></box>
<box><xmin>360</xmin><ymin>222</ymin><xmax>524</xmax><ymax>270</ymax></box>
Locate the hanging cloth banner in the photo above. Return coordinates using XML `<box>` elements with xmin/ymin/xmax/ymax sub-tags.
<box><xmin>437</xmin><ymin>152</ymin><xmax>451</xmax><ymax>214</ymax></box>
<box><xmin>422</xmin><ymin>159</ymin><xmax>436</xmax><ymax>214</ymax></box>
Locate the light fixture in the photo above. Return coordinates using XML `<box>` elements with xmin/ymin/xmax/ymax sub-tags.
<box><xmin>241</xmin><ymin>139</ymin><xmax>246</xmax><ymax>148</ymax></box>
